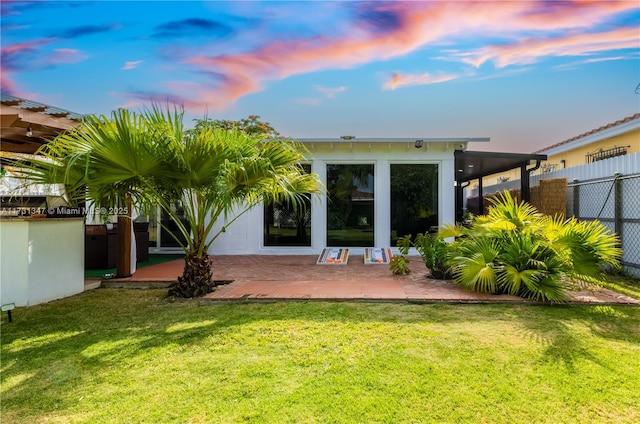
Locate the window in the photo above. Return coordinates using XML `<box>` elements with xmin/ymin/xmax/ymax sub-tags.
<box><xmin>263</xmin><ymin>164</ymin><xmax>312</xmax><ymax>246</ymax></box>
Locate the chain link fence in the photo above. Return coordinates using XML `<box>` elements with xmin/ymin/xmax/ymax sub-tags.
<box><xmin>567</xmin><ymin>173</ymin><xmax>640</xmax><ymax>278</ymax></box>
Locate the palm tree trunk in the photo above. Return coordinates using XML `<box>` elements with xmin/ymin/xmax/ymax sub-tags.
<box><xmin>169</xmin><ymin>252</ymin><xmax>215</xmax><ymax>297</ymax></box>
<box><xmin>115</xmin><ymin>197</ymin><xmax>133</xmax><ymax>277</ymax></box>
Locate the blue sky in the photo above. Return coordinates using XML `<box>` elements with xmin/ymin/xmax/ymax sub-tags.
<box><xmin>1</xmin><ymin>0</ymin><xmax>638</xmax><ymax>152</ymax></box>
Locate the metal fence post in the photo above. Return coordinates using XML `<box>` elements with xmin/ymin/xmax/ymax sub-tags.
<box><xmin>614</xmin><ymin>172</ymin><xmax>622</xmax><ymax>246</ymax></box>
<box><xmin>572</xmin><ymin>179</ymin><xmax>579</xmax><ymax>219</ymax></box>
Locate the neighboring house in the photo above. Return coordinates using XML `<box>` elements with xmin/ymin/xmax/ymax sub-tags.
<box><xmin>536</xmin><ymin>113</ymin><xmax>639</xmax><ymax>172</ymax></box>
<box><xmin>184</xmin><ymin>137</ymin><xmax>490</xmax><ymax>256</ymax></box>
<box><xmin>485</xmin><ymin>114</ymin><xmax>640</xmax><ymax>184</ymax></box>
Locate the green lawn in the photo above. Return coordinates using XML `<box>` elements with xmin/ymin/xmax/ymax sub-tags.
<box><xmin>598</xmin><ymin>272</ymin><xmax>640</xmax><ymax>301</ymax></box>
<box><xmin>2</xmin><ymin>290</ymin><xmax>639</xmax><ymax>423</ymax></box>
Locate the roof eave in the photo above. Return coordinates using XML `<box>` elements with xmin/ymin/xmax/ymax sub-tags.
<box><xmin>535</xmin><ymin>116</ymin><xmax>640</xmax><ymax>156</ymax></box>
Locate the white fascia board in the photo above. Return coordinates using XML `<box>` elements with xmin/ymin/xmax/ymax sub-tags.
<box><xmin>296</xmin><ymin>137</ymin><xmax>490</xmax><ymax>143</ymax></box>
<box><xmin>538</xmin><ymin>117</ymin><xmax>640</xmax><ymax>156</ymax></box>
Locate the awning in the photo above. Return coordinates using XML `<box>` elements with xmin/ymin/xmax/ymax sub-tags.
<box><xmin>455</xmin><ymin>150</ymin><xmax>547</xmax><ymax>183</ymax></box>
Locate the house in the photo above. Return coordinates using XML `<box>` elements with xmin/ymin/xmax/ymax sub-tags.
<box><xmin>486</xmin><ymin>114</ymin><xmax>640</xmax><ymax>184</ymax></box>
<box><xmin>163</xmin><ymin>137</ymin><xmax>491</xmax><ymax>256</ymax></box>
<box><xmin>535</xmin><ymin>113</ymin><xmax>639</xmax><ymax>173</ymax></box>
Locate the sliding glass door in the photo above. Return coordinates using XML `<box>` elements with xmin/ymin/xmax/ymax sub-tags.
<box><xmin>390</xmin><ymin>164</ymin><xmax>438</xmax><ymax>245</ymax></box>
<box><xmin>326</xmin><ymin>164</ymin><xmax>374</xmax><ymax>247</ymax></box>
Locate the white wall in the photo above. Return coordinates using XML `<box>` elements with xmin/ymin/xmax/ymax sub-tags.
<box><xmin>0</xmin><ymin>218</ymin><xmax>84</xmax><ymax>307</ymax></box>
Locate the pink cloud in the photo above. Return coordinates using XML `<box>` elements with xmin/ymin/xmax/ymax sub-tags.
<box><xmin>0</xmin><ymin>39</ymin><xmax>55</xmax><ymax>96</ymax></box>
<box><xmin>1</xmin><ymin>38</ymin><xmax>55</xmax><ymax>59</ymax></box>
<box><xmin>162</xmin><ymin>1</ymin><xmax>639</xmax><ymax>111</ymax></box>
<box><xmin>46</xmin><ymin>48</ymin><xmax>88</xmax><ymax>65</ymax></box>
<box><xmin>460</xmin><ymin>27</ymin><xmax>639</xmax><ymax>68</ymax></box>
<box><xmin>383</xmin><ymin>72</ymin><xmax>459</xmax><ymax>90</ymax></box>
<box><xmin>2</xmin><ymin>1</ymin><xmax>637</xmax><ymax>110</ymax></box>
<box><xmin>115</xmin><ymin>101</ymin><xmax>142</xmax><ymax>110</ymax></box>
<box><xmin>1</xmin><ymin>39</ymin><xmax>81</xmax><ymax>96</ymax></box>
<box><xmin>0</xmin><ymin>64</ymin><xmax>19</xmax><ymax>94</ymax></box>
<box><xmin>181</xmin><ymin>5</ymin><xmax>444</xmax><ymax>109</ymax></box>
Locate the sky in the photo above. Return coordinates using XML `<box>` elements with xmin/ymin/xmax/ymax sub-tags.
<box><xmin>1</xmin><ymin>0</ymin><xmax>639</xmax><ymax>153</ymax></box>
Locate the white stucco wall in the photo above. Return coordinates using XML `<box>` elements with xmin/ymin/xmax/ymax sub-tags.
<box><xmin>0</xmin><ymin>218</ymin><xmax>84</xmax><ymax>307</ymax></box>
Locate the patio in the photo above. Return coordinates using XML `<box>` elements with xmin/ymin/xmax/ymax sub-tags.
<box><xmin>96</xmin><ymin>255</ymin><xmax>639</xmax><ymax>305</ymax></box>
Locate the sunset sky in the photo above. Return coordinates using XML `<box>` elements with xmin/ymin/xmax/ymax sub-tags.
<box><xmin>1</xmin><ymin>0</ymin><xmax>638</xmax><ymax>152</ymax></box>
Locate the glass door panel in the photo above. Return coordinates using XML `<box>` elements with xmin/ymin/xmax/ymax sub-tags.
<box><xmin>326</xmin><ymin>164</ymin><xmax>374</xmax><ymax>247</ymax></box>
<box><xmin>149</xmin><ymin>201</ymin><xmax>190</xmax><ymax>249</ymax></box>
<box><xmin>390</xmin><ymin>164</ymin><xmax>438</xmax><ymax>245</ymax></box>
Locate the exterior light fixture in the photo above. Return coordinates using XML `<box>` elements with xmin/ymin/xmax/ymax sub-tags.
<box><xmin>1</xmin><ymin>303</ymin><xmax>15</xmax><ymax>323</ymax></box>
<box><xmin>415</xmin><ymin>139</ymin><xmax>424</xmax><ymax>148</ymax></box>
<box><xmin>26</xmin><ymin>126</ymin><xmax>33</xmax><ymax>137</ymax></box>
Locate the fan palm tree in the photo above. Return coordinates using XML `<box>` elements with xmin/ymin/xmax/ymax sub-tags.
<box><xmin>14</xmin><ymin>105</ymin><xmax>321</xmax><ymax>297</ymax></box>
<box><xmin>445</xmin><ymin>191</ymin><xmax>621</xmax><ymax>302</ymax></box>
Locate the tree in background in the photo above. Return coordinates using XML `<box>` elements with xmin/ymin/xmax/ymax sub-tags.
<box><xmin>192</xmin><ymin>115</ymin><xmax>281</xmax><ymax>138</ymax></box>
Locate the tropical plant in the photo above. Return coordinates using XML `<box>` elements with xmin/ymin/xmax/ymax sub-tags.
<box><xmin>445</xmin><ymin>191</ymin><xmax>621</xmax><ymax>302</ymax></box>
<box><xmin>12</xmin><ymin>105</ymin><xmax>321</xmax><ymax>297</ymax></box>
<box><xmin>390</xmin><ymin>231</ymin><xmax>451</xmax><ymax>279</ymax></box>
<box><xmin>191</xmin><ymin>114</ymin><xmax>280</xmax><ymax>138</ymax></box>
<box><xmin>389</xmin><ymin>253</ymin><xmax>410</xmax><ymax>275</ymax></box>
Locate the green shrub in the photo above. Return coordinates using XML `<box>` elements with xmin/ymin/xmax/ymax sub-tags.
<box><xmin>390</xmin><ymin>232</ymin><xmax>452</xmax><ymax>279</ymax></box>
<box><xmin>445</xmin><ymin>191</ymin><xmax>621</xmax><ymax>302</ymax></box>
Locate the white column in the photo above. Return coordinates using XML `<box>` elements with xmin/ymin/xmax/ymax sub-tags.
<box><xmin>375</xmin><ymin>159</ymin><xmax>390</xmax><ymax>247</ymax></box>
<box><xmin>440</xmin><ymin>157</ymin><xmax>456</xmax><ymax>226</ymax></box>
<box><xmin>311</xmin><ymin>160</ymin><xmax>326</xmax><ymax>253</ymax></box>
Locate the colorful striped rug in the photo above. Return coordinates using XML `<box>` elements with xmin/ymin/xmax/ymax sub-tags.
<box><xmin>316</xmin><ymin>248</ymin><xmax>349</xmax><ymax>265</ymax></box>
<box><xmin>364</xmin><ymin>247</ymin><xmax>392</xmax><ymax>265</ymax></box>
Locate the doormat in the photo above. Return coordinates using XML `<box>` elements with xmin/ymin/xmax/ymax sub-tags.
<box><xmin>317</xmin><ymin>248</ymin><xmax>349</xmax><ymax>265</ymax></box>
<box><xmin>364</xmin><ymin>247</ymin><xmax>392</xmax><ymax>265</ymax></box>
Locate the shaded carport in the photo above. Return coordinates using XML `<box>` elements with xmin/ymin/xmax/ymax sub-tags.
<box><xmin>454</xmin><ymin>150</ymin><xmax>547</xmax><ymax>222</ymax></box>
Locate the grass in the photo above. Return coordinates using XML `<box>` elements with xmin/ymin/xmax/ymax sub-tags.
<box><xmin>597</xmin><ymin>272</ymin><xmax>640</xmax><ymax>300</ymax></box>
<box><xmin>2</xmin><ymin>290</ymin><xmax>639</xmax><ymax>423</ymax></box>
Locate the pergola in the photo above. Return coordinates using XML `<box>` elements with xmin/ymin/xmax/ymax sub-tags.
<box><xmin>1</xmin><ymin>94</ymin><xmax>83</xmax><ymax>155</ymax></box>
